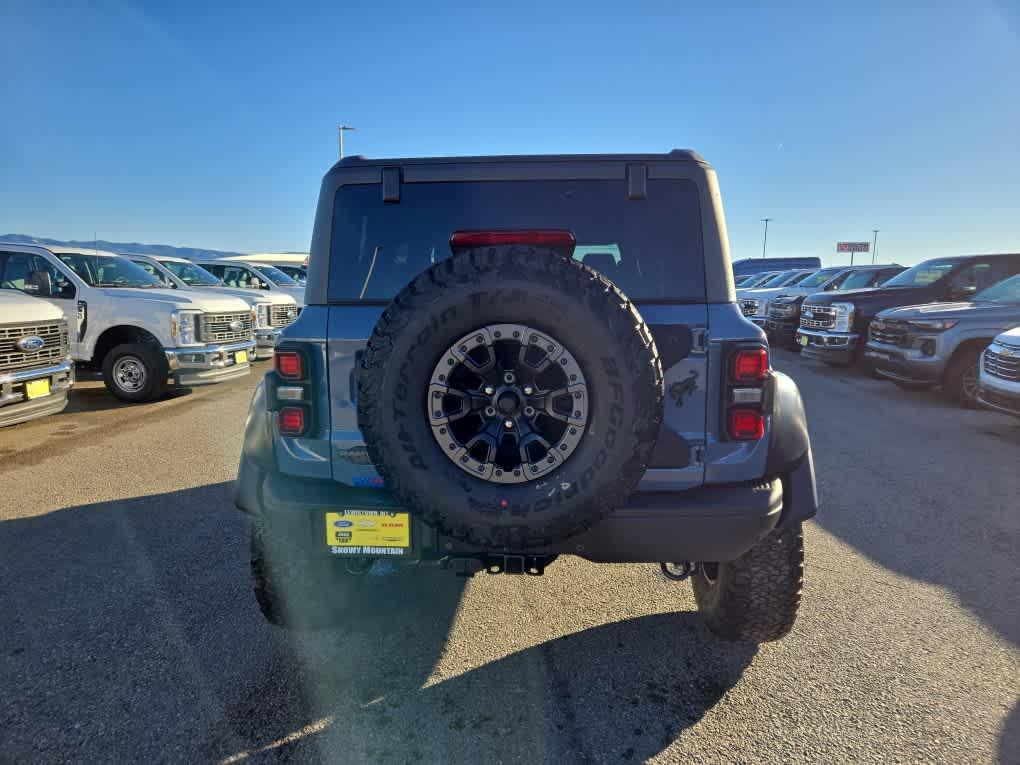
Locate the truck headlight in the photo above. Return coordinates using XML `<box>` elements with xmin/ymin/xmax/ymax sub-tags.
<box><xmin>256</xmin><ymin>303</ymin><xmax>271</xmax><ymax>329</ymax></box>
<box><xmin>832</xmin><ymin>302</ymin><xmax>855</xmax><ymax>333</ymax></box>
<box><xmin>906</xmin><ymin>319</ymin><xmax>958</xmax><ymax>332</ymax></box>
<box><xmin>171</xmin><ymin>310</ymin><xmax>202</xmax><ymax>346</ymax></box>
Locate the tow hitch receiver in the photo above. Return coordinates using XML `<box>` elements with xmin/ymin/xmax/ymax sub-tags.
<box><xmin>441</xmin><ymin>555</ymin><xmax>554</xmax><ymax>577</ymax></box>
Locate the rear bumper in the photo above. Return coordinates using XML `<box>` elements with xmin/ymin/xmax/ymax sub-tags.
<box><xmin>236</xmin><ymin>455</ymin><xmax>789</xmax><ymax>563</ymax></box>
<box><xmin>165</xmin><ymin>339</ymin><xmax>255</xmax><ymax>386</ymax></box>
<box><xmin>797</xmin><ymin>328</ymin><xmax>858</xmax><ymax>365</ymax></box>
<box><xmin>0</xmin><ymin>360</ymin><xmax>74</xmax><ymax>427</ymax></box>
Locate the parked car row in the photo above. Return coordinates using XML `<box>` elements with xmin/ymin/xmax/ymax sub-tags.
<box><xmin>0</xmin><ymin>243</ymin><xmax>303</xmax><ymax>427</ymax></box>
<box><xmin>740</xmin><ymin>253</ymin><xmax>1020</xmax><ymax>417</ymax></box>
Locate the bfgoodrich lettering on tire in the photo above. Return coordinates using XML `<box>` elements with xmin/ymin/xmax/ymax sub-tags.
<box><xmin>357</xmin><ymin>246</ymin><xmax>664</xmax><ymax>548</ymax></box>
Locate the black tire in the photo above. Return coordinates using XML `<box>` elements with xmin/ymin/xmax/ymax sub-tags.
<box><xmin>101</xmin><ymin>342</ymin><xmax>168</xmax><ymax>402</ymax></box>
<box><xmin>691</xmin><ymin>522</ymin><xmax>804</xmax><ymax>642</ymax></box>
<box><xmin>943</xmin><ymin>347</ymin><xmax>983</xmax><ymax>408</ymax></box>
<box><xmin>250</xmin><ymin>520</ymin><xmax>364</xmax><ymax>628</ymax></box>
<box><xmin>250</xmin><ymin>520</ymin><xmax>429</xmax><ymax>629</ymax></box>
<box><xmin>358</xmin><ymin>246</ymin><xmax>664</xmax><ymax>548</ymax></box>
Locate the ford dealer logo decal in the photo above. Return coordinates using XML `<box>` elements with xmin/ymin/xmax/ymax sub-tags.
<box><xmin>16</xmin><ymin>336</ymin><xmax>45</xmax><ymax>352</ymax></box>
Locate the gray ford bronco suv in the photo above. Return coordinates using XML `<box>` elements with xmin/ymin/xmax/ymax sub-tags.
<box><xmin>235</xmin><ymin>151</ymin><xmax>818</xmax><ymax>642</ymax></box>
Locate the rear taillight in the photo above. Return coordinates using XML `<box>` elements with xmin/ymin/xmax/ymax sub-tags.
<box><xmin>270</xmin><ymin>345</ymin><xmax>314</xmax><ymax>437</ymax></box>
<box><xmin>277</xmin><ymin>406</ymin><xmax>307</xmax><ymax>436</ymax></box>
<box><xmin>724</xmin><ymin>345</ymin><xmax>769</xmax><ymax>441</ymax></box>
<box><xmin>449</xmin><ymin>230</ymin><xmax>576</xmax><ymax>251</ymax></box>
<box><xmin>275</xmin><ymin>350</ymin><xmax>303</xmax><ymax>379</ymax></box>
<box><xmin>728</xmin><ymin>408</ymin><xmax>765</xmax><ymax>440</ymax></box>
<box><xmin>731</xmin><ymin>348</ymin><xmax>768</xmax><ymax>384</ymax></box>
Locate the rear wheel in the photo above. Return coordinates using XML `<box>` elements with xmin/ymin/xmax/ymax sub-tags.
<box><xmin>692</xmin><ymin>522</ymin><xmax>804</xmax><ymax>642</ymax></box>
<box><xmin>944</xmin><ymin>347</ymin><xmax>983</xmax><ymax>408</ymax></box>
<box><xmin>101</xmin><ymin>342</ymin><xmax>168</xmax><ymax>402</ymax></box>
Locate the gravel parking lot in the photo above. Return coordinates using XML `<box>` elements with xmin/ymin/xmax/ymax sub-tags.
<box><xmin>1</xmin><ymin>351</ymin><xmax>1017</xmax><ymax>764</ymax></box>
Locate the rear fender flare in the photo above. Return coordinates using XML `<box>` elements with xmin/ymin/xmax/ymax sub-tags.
<box><xmin>765</xmin><ymin>370</ymin><xmax>818</xmax><ymax>525</ymax></box>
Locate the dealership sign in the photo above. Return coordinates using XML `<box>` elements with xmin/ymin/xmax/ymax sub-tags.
<box><xmin>837</xmin><ymin>241</ymin><xmax>870</xmax><ymax>253</ymax></box>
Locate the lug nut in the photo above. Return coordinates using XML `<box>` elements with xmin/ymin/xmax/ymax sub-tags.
<box><xmin>524</xmin><ymin>406</ymin><xmax>535</xmax><ymax>417</ymax></box>
<box><xmin>484</xmin><ymin>385</ymin><xmax>495</xmax><ymax>395</ymax></box>
<box><xmin>503</xmin><ymin>419</ymin><xmax>515</xmax><ymax>429</ymax></box>
<box><xmin>485</xmin><ymin>406</ymin><xmax>496</xmax><ymax>417</ymax></box>
<box><xmin>523</xmin><ymin>385</ymin><xmax>534</xmax><ymax>395</ymax></box>
<box><xmin>503</xmin><ymin>372</ymin><xmax>516</xmax><ymax>384</ymax></box>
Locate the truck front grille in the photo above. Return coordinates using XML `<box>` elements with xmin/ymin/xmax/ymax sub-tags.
<box><xmin>270</xmin><ymin>304</ymin><xmax>300</xmax><ymax>328</ymax></box>
<box><xmin>984</xmin><ymin>346</ymin><xmax>1020</xmax><ymax>382</ymax></box>
<box><xmin>769</xmin><ymin>303</ymin><xmax>798</xmax><ymax>318</ymax></box>
<box><xmin>197</xmin><ymin>312</ymin><xmax>253</xmax><ymax>343</ymax></box>
<box><xmin>0</xmin><ymin>321</ymin><xmax>69</xmax><ymax>374</ymax></box>
<box><xmin>739</xmin><ymin>299</ymin><xmax>759</xmax><ymax>317</ymax></box>
<box><xmin>869</xmin><ymin>320</ymin><xmax>908</xmax><ymax>346</ymax></box>
<box><xmin>800</xmin><ymin>304</ymin><xmax>836</xmax><ymax>330</ymax></box>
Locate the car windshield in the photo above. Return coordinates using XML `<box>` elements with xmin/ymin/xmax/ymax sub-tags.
<box><xmin>758</xmin><ymin>270</ymin><xmax>806</xmax><ymax>288</ymax></box>
<box><xmin>159</xmin><ymin>260</ymin><xmax>221</xmax><ymax>286</ymax></box>
<box><xmin>56</xmin><ymin>253</ymin><xmax>161</xmax><ymax>288</ymax></box>
<box><xmin>881</xmin><ymin>258</ymin><xmax>964</xmax><ymax>288</ymax></box>
<box><xmin>794</xmin><ymin>268</ymin><xmax>846</xmax><ymax>289</ymax></box>
<box><xmin>250</xmin><ymin>264</ymin><xmax>297</xmax><ymax>286</ymax></box>
<box><xmin>838</xmin><ymin>270</ymin><xmax>877</xmax><ymax>290</ymax></box>
<box><xmin>972</xmin><ymin>274</ymin><xmax>1020</xmax><ymax>303</ymax></box>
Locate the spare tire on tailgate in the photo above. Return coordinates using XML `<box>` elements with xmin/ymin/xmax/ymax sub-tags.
<box><xmin>357</xmin><ymin>245</ymin><xmax>664</xmax><ymax>548</ymax></box>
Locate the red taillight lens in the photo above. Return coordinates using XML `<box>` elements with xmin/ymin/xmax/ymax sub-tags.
<box><xmin>728</xmin><ymin>408</ymin><xmax>764</xmax><ymax>441</ymax></box>
<box><xmin>449</xmin><ymin>230</ymin><xmax>576</xmax><ymax>250</ymax></box>
<box><xmin>731</xmin><ymin>348</ymin><xmax>769</xmax><ymax>383</ymax></box>
<box><xmin>275</xmin><ymin>350</ymin><xmax>303</xmax><ymax>380</ymax></box>
<box><xmin>278</xmin><ymin>406</ymin><xmax>306</xmax><ymax>436</ymax></box>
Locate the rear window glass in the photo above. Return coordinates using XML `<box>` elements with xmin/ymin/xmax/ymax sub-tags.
<box><xmin>328</xmin><ymin>179</ymin><xmax>704</xmax><ymax>302</ymax></box>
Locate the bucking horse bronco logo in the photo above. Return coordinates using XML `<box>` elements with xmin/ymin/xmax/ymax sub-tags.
<box><xmin>668</xmin><ymin>370</ymin><xmax>699</xmax><ymax>407</ymax></box>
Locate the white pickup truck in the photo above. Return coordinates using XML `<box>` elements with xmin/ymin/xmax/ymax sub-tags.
<box><xmin>192</xmin><ymin>259</ymin><xmax>306</xmax><ymax>305</ymax></box>
<box><xmin>0</xmin><ymin>290</ymin><xmax>74</xmax><ymax>426</ymax></box>
<box><xmin>0</xmin><ymin>244</ymin><xmax>256</xmax><ymax>402</ymax></box>
<box><xmin>125</xmin><ymin>254</ymin><xmax>299</xmax><ymax>360</ymax></box>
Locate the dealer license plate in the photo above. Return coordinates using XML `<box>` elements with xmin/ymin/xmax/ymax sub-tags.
<box><xmin>324</xmin><ymin>511</ymin><xmax>411</xmax><ymax>556</ymax></box>
<box><xmin>235</xmin><ymin>350</ymin><xmax>249</xmax><ymax>364</ymax></box>
<box><xmin>798</xmin><ymin>334</ymin><xmax>809</xmax><ymax>347</ymax></box>
<box><xmin>25</xmin><ymin>379</ymin><xmax>51</xmax><ymax>399</ymax></box>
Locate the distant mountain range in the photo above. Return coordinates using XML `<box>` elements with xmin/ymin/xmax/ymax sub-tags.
<box><xmin>0</xmin><ymin>234</ymin><xmax>244</xmax><ymax>260</ymax></box>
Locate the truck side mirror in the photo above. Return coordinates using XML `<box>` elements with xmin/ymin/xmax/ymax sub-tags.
<box><xmin>26</xmin><ymin>270</ymin><xmax>53</xmax><ymax>297</ymax></box>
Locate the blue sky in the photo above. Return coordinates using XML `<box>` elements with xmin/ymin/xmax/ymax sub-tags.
<box><xmin>1</xmin><ymin>1</ymin><xmax>1018</xmax><ymax>265</ymax></box>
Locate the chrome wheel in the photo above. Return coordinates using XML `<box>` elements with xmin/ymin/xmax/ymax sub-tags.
<box><xmin>112</xmin><ymin>355</ymin><xmax>147</xmax><ymax>393</ymax></box>
<box><xmin>428</xmin><ymin>323</ymin><xmax>589</xmax><ymax>483</ymax></box>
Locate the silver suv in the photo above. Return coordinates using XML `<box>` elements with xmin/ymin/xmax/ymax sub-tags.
<box><xmin>865</xmin><ymin>273</ymin><xmax>1020</xmax><ymax>406</ymax></box>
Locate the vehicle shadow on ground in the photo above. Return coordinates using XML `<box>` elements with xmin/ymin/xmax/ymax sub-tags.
<box><xmin>779</xmin><ymin>352</ymin><xmax>1020</xmax><ymax>651</ymax></box>
<box><xmin>0</xmin><ymin>482</ymin><xmax>757</xmax><ymax>764</ymax></box>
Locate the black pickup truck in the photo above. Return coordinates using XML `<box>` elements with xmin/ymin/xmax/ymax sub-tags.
<box><xmin>796</xmin><ymin>254</ymin><xmax>1020</xmax><ymax>367</ymax></box>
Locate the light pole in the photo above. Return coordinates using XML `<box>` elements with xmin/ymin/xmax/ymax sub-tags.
<box><xmin>872</xmin><ymin>229</ymin><xmax>879</xmax><ymax>265</ymax></box>
<box><xmin>338</xmin><ymin>125</ymin><xmax>355</xmax><ymax>159</ymax></box>
<box><xmin>760</xmin><ymin>218</ymin><xmax>772</xmax><ymax>258</ymax></box>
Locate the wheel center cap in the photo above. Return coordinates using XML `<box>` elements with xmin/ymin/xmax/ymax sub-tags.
<box><xmin>496</xmin><ymin>390</ymin><xmax>521</xmax><ymax>415</ymax></box>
